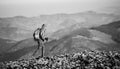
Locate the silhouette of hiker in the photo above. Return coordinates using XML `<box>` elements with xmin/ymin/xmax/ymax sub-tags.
<box><xmin>33</xmin><ymin>24</ymin><xmax>48</xmax><ymax>57</ymax></box>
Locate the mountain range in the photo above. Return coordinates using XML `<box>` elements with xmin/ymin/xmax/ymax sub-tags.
<box><xmin>0</xmin><ymin>11</ymin><xmax>120</xmax><ymax>62</ymax></box>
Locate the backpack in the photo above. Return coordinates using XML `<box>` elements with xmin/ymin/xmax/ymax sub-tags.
<box><xmin>33</xmin><ymin>28</ymin><xmax>44</xmax><ymax>41</ymax></box>
<box><xmin>34</xmin><ymin>30</ymin><xmax>40</xmax><ymax>40</ymax></box>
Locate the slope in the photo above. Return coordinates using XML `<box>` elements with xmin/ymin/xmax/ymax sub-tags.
<box><xmin>91</xmin><ymin>20</ymin><xmax>120</xmax><ymax>43</ymax></box>
<box><xmin>0</xmin><ymin>27</ymin><xmax>118</xmax><ymax>62</ymax></box>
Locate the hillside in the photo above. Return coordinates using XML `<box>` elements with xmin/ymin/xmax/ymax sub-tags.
<box><xmin>91</xmin><ymin>21</ymin><xmax>120</xmax><ymax>43</ymax></box>
<box><xmin>0</xmin><ymin>27</ymin><xmax>119</xmax><ymax>62</ymax></box>
<box><xmin>0</xmin><ymin>38</ymin><xmax>16</xmax><ymax>54</ymax></box>
<box><xmin>1</xmin><ymin>50</ymin><xmax>120</xmax><ymax>69</ymax></box>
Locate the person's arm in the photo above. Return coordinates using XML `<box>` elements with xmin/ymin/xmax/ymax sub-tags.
<box><xmin>42</xmin><ymin>28</ymin><xmax>46</xmax><ymax>38</ymax></box>
<box><xmin>42</xmin><ymin>29</ymin><xmax>48</xmax><ymax>41</ymax></box>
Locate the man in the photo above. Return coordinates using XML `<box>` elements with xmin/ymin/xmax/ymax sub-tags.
<box><xmin>33</xmin><ymin>24</ymin><xmax>48</xmax><ymax>57</ymax></box>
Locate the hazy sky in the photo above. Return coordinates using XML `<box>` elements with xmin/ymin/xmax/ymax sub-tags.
<box><xmin>0</xmin><ymin>0</ymin><xmax>120</xmax><ymax>17</ymax></box>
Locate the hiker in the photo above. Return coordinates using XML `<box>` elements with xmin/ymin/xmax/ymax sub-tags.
<box><xmin>33</xmin><ymin>24</ymin><xmax>48</xmax><ymax>57</ymax></box>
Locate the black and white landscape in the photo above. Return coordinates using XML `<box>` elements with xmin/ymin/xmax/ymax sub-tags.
<box><xmin>0</xmin><ymin>0</ymin><xmax>120</xmax><ymax>66</ymax></box>
<box><xmin>0</xmin><ymin>11</ymin><xmax>120</xmax><ymax>62</ymax></box>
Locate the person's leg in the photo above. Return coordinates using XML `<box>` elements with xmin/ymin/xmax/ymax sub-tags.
<box><xmin>41</xmin><ymin>42</ymin><xmax>44</xmax><ymax>57</ymax></box>
<box><xmin>36</xmin><ymin>41</ymin><xmax>43</xmax><ymax>59</ymax></box>
<box><xmin>38</xmin><ymin>40</ymin><xmax>40</xmax><ymax>49</ymax></box>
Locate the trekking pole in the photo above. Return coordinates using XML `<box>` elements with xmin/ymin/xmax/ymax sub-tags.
<box><xmin>32</xmin><ymin>44</ymin><xmax>39</xmax><ymax>56</ymax></box>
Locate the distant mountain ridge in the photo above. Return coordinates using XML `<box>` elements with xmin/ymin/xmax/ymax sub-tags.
<box><xmin>0</xmin><ymin>11</ymin><xmax>120</xmax><ymax>41</ymax></box>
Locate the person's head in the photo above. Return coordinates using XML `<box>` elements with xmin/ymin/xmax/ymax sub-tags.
<box><xmin>41</xmin><ymin>24</ymin><xmax>46</xmax><ymax>30</ymax></box>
